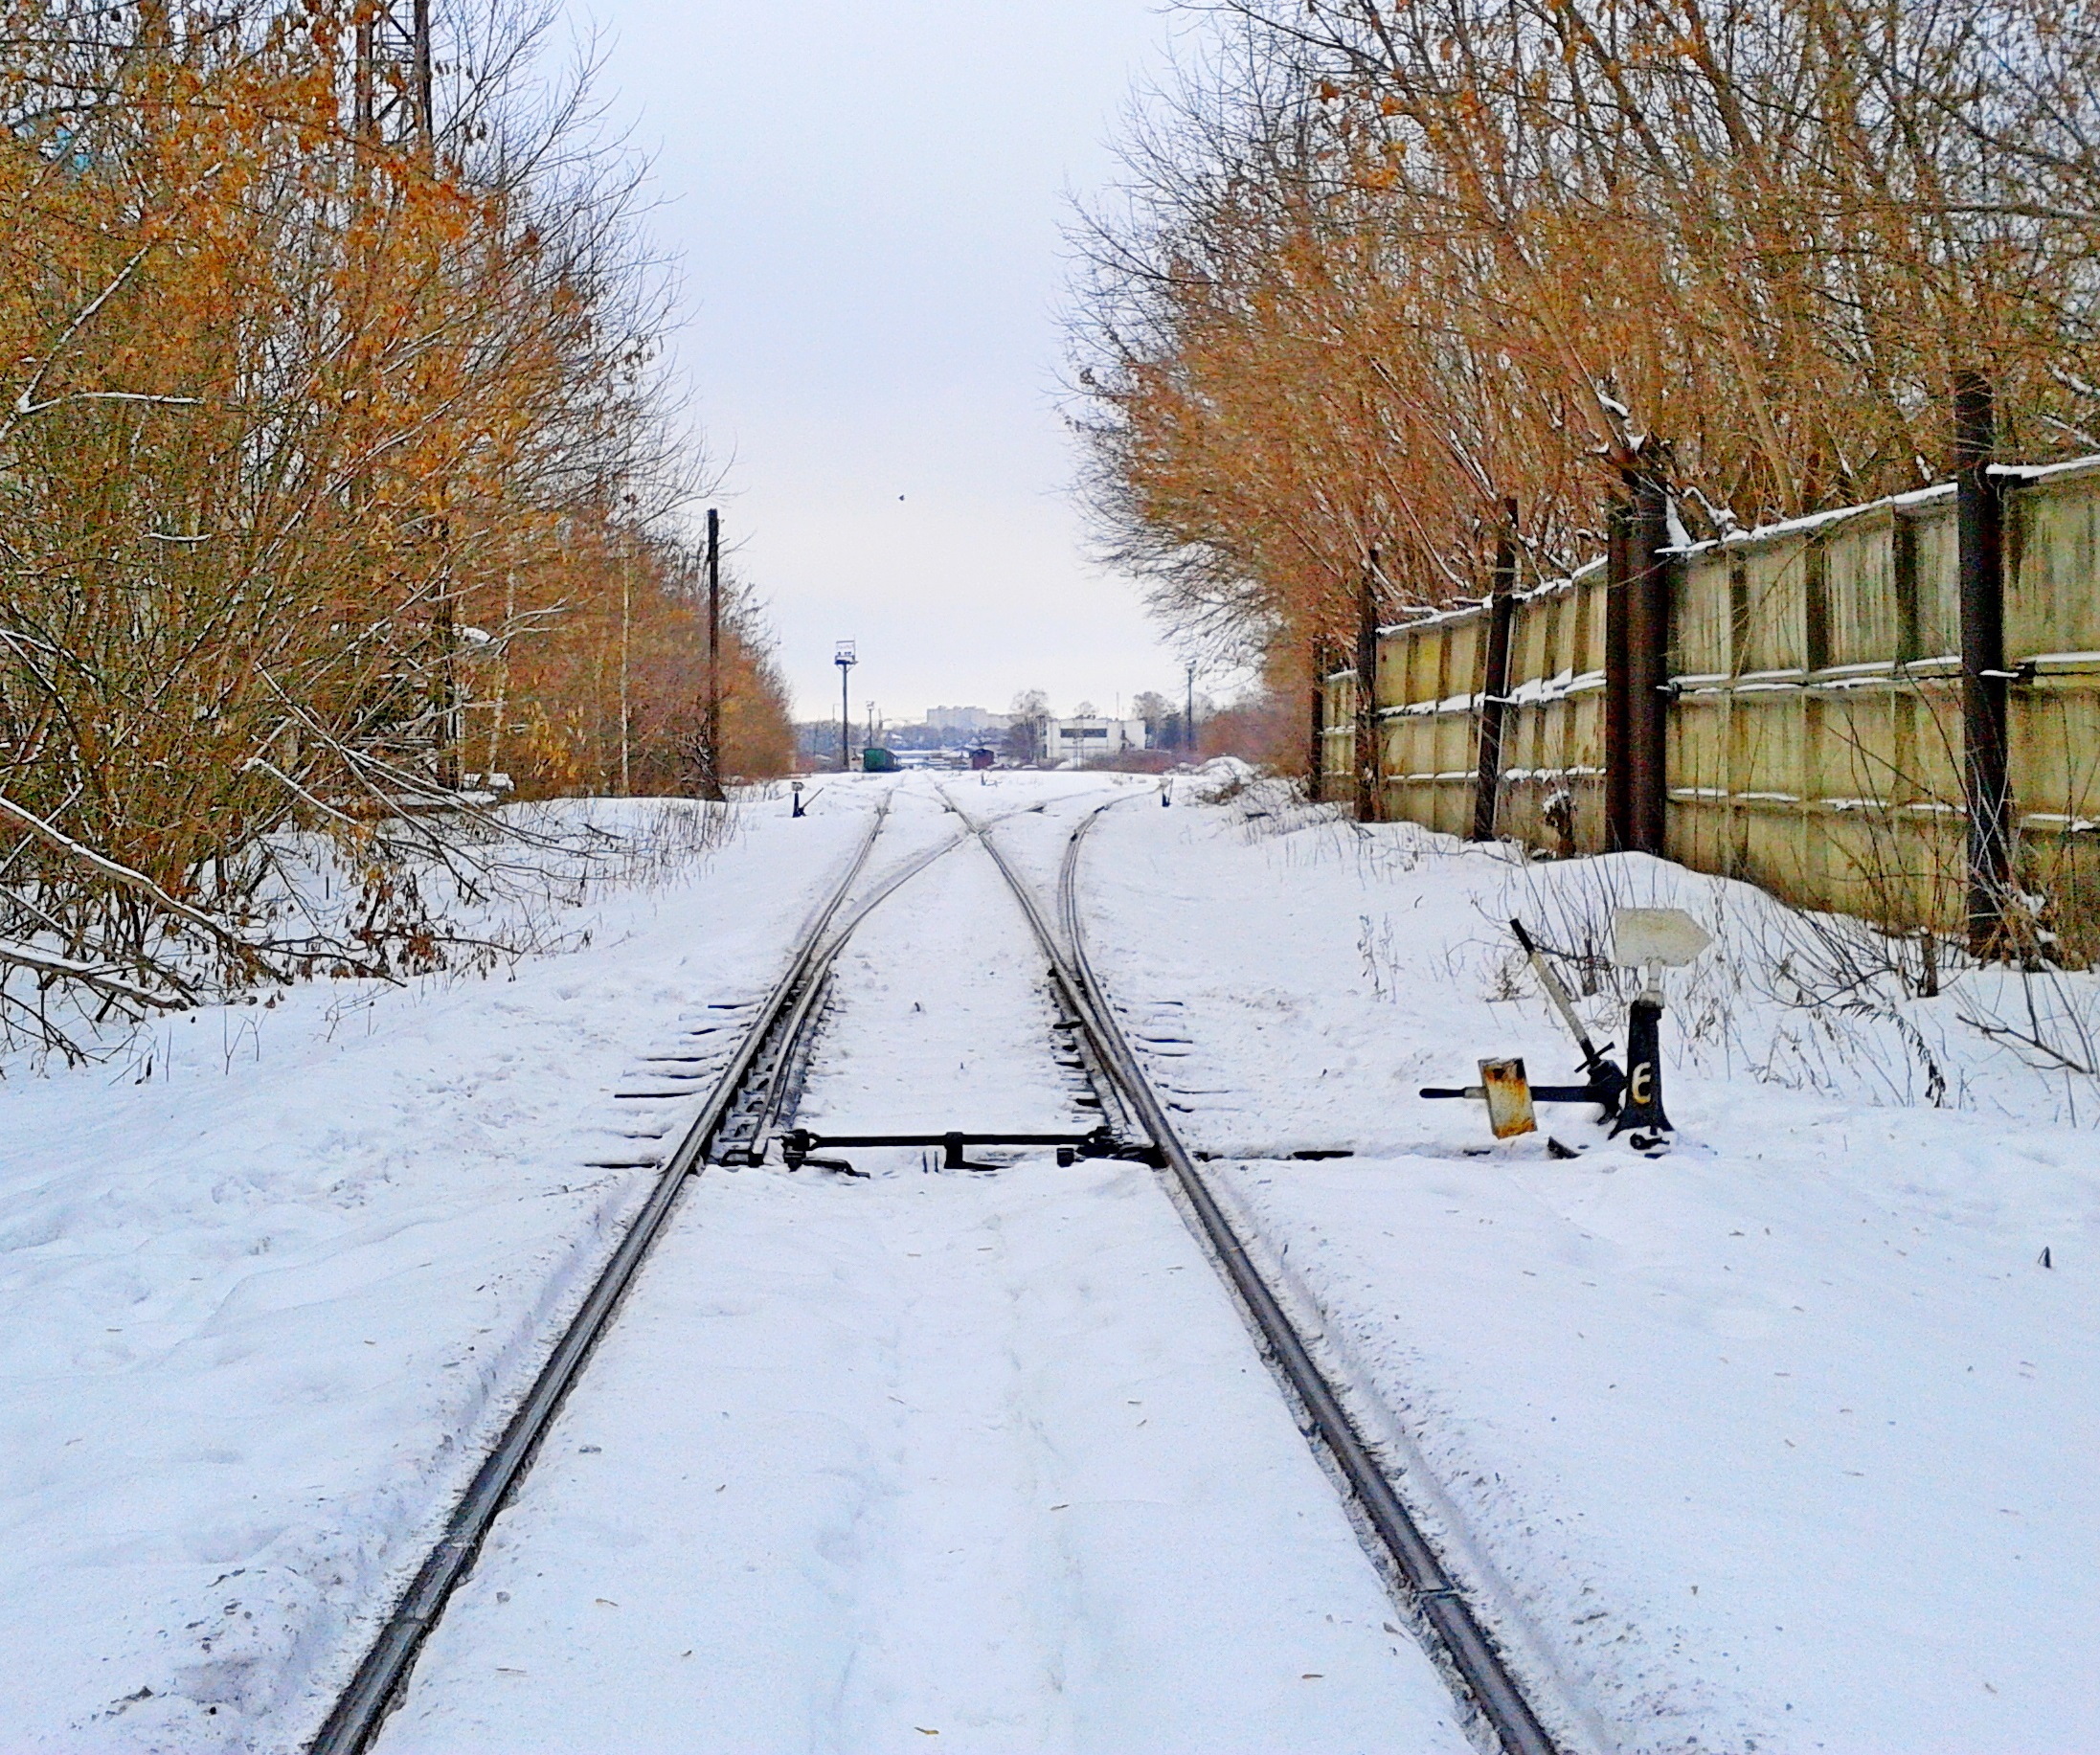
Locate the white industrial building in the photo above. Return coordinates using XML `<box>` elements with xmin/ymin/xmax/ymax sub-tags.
<box><xmin>1042</xmin><ymin>716</ymin><xmax>1148</xmax><ymax>763</ymax></box>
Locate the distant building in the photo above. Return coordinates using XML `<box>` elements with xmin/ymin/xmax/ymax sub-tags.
<box><xmin>1042</xmin><ymin>716</ymin><xmax>1148</xmax><ymax>763</ymax></box>
<box><xmin>927</xmin><ymin>706</ymin><xmax>1010</xmax><ymax>734</ymax></box>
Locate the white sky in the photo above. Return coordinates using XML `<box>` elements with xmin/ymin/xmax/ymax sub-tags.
<box><xmin>571</xmin><ymin>0</ymin><xmax>1196</xmax><ymax>725</ymax></box>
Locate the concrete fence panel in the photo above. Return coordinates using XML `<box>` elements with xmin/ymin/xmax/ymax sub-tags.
<box><xmin>1321</xmin><ymin>455</ymin><xmax>2100</xmax><ymax>958</ymax></box>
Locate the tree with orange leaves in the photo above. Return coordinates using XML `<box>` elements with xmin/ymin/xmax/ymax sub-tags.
<box><xmin>1072</xmin><ymin>0</ymin><xmax>2100</xmax><ymax>686</ymax></box>
<box><xmin>0</xmin><ymin>1</ymin><xmax>788</xmax><ymax>1044</ymax></box>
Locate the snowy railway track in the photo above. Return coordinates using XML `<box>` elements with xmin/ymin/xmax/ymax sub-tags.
<box><xmin>960</xmin><ymin>798</ymin><xmax>1562</xmax><ymax>1755</ymax></box>
<box><xmin>310</xmin><ymin>781</ymin><xmax>1565</xmax><ymax>1755</ymax></box>
<box><xmin>306</xmin><ymin>798</ymin><xmax>898</xmax><ymax>1755</ymax></box>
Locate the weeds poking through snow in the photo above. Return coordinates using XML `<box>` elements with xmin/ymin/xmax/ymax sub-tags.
<box><xmin>3</xmin><ymin>799</ymin><xmax>739</xmax><ymax>1071</ymax></box>
<box><xmin>1161</xmin><ymin>770</ymin><xmax>2100</xmax><ymax>1123</ymax></box>
<box><xmin>1358</xmin><ymin>914</ymin><xmax>1404</xmax><ymax>1001</ymax></box>
<box><xmin>1478</xmin><ymin>850</ymin><xmax>2100</xmax><ymax>1122</ymax></box>
<box><xmin>1198</xmin><ymin>768</ymin><xmax>1447</xmax><ymax>894</ymax></box>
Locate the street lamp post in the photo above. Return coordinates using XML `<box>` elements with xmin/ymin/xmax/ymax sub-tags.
<box><xmin>835</xmin><ymin>641</ymin><xmax>858</xmax><ymax>772</ymax></box>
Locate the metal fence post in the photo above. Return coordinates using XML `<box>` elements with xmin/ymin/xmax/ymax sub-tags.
<box><xmin>1471</xmin><ymin>499</ymin><xmax>1519</xmax><ymax>842</ymax></box>
<box><xmin>1357</xmin><ymin>551</ymin><xmax>1381</xmax><ymax>823</ymax></box>
<box><xmin>1955</xmin><ymin>371</ymin><xmax>2012</xmax><ymax>955</ymax></box>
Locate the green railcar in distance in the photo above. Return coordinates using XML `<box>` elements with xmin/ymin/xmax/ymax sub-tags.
<box><xmin>862</xmin><ymin>747</ymin><xmax>898</xmax><ymax>773</ymax></box>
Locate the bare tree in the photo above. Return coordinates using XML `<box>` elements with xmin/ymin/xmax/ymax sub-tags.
<box><xmin>1005</xmin><ymin>688</ymin><xmax>1051</xmax><ymax>765</ymax></box>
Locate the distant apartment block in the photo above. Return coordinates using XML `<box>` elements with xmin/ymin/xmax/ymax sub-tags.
<box><xmin>926</xmin><ymin>706</ymin><xmax>1009</xmax><ymax>734</ymax></box>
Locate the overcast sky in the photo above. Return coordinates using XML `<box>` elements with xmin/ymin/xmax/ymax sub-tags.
<box><xmin>570</xmin><ymin>0</ymin><xmax>1196</xmax><ymax>725</ymax></box>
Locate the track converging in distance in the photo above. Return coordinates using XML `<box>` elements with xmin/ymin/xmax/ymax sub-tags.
<box><xmin>311</xmin><ymin>777</ymin><xmax>1571</xmax><ymax>1755</ymax></box>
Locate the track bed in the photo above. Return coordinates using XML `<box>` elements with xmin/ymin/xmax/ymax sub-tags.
<box><xmin>370</xmin><ymin>790</ymin><xmax>1471</xmax><ymax>1753</ymax></box>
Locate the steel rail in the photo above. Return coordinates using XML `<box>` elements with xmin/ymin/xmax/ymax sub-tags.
<box><xmin>719</xmin><ymin>826</ymin><xmax>971</xmax><ymax>1161</ymax></box>
<box><xmin>725</xmin><ymin>796</ymin><xmax>1111</xmax><ymax>1154</ymax></box>
<box><xmin>722</xmin><ymin>794</ymin><xmax>1122</xmax><ymax>1165</ymax></box>
<box><xmin>306</xmin><ymin>797</ymin><xmax>897</xmax><ymax>1755</ymax></box>
<box><xmin>312</xmin><ymin>776</ymin><xmax>1566</xmax><ymax>1754</ymax></box>
<box><xmin>960</xmin><ymin>795</ymin><xmax>1565</xmax><ymax>1755</ymax></box>
<box><xmin>310</xmin><ymin>790</ymin><xmax>1040</xmax><ymax>1752</ymax></box>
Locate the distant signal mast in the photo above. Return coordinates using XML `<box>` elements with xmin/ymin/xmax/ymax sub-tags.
<box><xmin>354</xmin><ymin>0</ymin><xmax>433</xmax><ymax>148</ymax></box>
<box><xmin>355</xmin><ymin>2</ymin><xmax>450</xmax><ymax>796</ymax></box>
<box><xmin>835</xmin><ymin>642</ymin><xmax>858</xmax><ymax>773</ymax></box>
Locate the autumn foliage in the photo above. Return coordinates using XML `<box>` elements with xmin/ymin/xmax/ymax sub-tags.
<box><xmin>0</xmin><ymin>2</ymin><xmax>787</xmax><ymax>1036</ymax></box>
<box><xmin>482</xmin><ymin>513</ymin><xmax>794</xmax><ymax>799</ymax></box>
<box><xmin>1072</xmin><ymin>0</ymin><xmax>2100</xmax><ymax>666</ymax></box>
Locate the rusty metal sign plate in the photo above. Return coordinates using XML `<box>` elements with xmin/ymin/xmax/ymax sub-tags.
<box><xmin>1479</xmin><ymin>1057</ymin><xmax>1537</xmax><ymax>1138</ymax></box>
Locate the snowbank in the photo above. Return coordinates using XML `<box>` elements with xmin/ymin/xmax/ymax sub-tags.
<box><xmin>0</xmin><ymin>791</ymin><xmax>877</xmax><ymax>1751</ymax></box>
<box><xmin>1052</xmin><ymin>781</ymin><xmax>2100</xmax><ymax>1754</ymax></box>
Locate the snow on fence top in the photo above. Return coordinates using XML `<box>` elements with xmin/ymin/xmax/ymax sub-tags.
<box><xmin>1321</xmin><ymin>452</ymin><xmax>2100</xmax><ymax>959</ymax></box>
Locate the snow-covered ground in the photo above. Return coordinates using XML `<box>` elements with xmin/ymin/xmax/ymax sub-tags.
<box><xmin>373</xmin><ymin>803</ymin><xmax>1467</xmax><ymax>1752</ymax></box>
<box><xmin>5</xmin><ymin>768</ymin><xmax>2093</xmax><ymax>1753</ymax></box>
<box><xmin>1028</xmin><ymin>770</ymin><xmax>2100</xmax><ymax>1755</ymax></box>
<box><xmin>0</xmin><ymin>792</ymin><xmax>881</xmax><ymax>1750</ymax></box>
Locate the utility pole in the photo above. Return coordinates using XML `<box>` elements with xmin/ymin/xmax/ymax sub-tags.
<box><xmin>1185</xmin><ymin>662</ymin><xmax>1197</xmax><ymax>758</ymax></box>
<box><xmin>1472</xmin><ymin>498</ymin><xmax>1520</xmax><ymax>843</ymax></box>
<box><xmin>618</xmin><ymin>534</ymin><xmax>632</xmax><ymax>796</ymax></box>
<box><xmin>1626</xmin><ymin>467</ymin><xmax>1672</xmax><ymax>855</ymax></box>
<box><xmin>1356</xmin><ymin>550</ymin><xmax>1381</xmax><ymax>823</ymax></box>
<box><xmin>357</xmin><ymin>1</ymin><xmax>443</xmax><ymax>790</ymax></box>
<box><xmin>835</xmin><ymin>641</ymin><xmax>858</xmax><ymax>772</ymax></box>
<box><xmin>703</xmin><ymin>508</ymin><xmax>725</xmax><ymax>801</ymax></box>
<box><xmin>1603</xmin><ymin>500</ymin><xmax>1633</xmax><ymax>850</ymax></box>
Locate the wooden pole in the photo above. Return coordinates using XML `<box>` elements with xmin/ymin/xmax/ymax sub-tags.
<box><xmin>1471</xmin><ymin>499</ymin><xmax>1520</xmax><ymax>842</ymax></box>
<box><xmin>1627</xmin><ymin>469</ymin><xmax>1672</xmax><ymax>855</ymax></box>
<box><xmin>618</xmin><ymin>534</ymin><xmax>631</xmax><ymax>796</ymax></box>
<box><xmin>1308</xmin><ymin>639</ymin><xmax>1326</xmax><ymax>802</ymax></box>
<box><xmin>1604</xmin><ymin>500</ymin><xmax>1633</xmax><ymax>850</ymax></box>
<box><xmin>703</xmin><ymin>507</ymin><xmax>725</xmax><ymax>800</ymax></box>
<box><xmin>1356</xmin><ymin>550</ymin><xmax>1381</xmax><ymax>823</ymax></box>
<box><xmin>1955</xmin><ymin>371</ymin><xmax>2011</xmax><ymax>955</ymax></box>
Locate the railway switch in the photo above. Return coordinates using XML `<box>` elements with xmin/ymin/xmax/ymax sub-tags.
<box><xmin>777</xmin><ymin>1125</ymin><xmax>1152</xmax><ymax>1173</ymax></box>
<box><xmin>1419</xmin><ymin>910</ymin><xmax>1707</xmax><ymax>1156</ymax></box>
<box><xmin>1606</xmin><ymin>907</ymin><xmax>1711</xmax><ymax>1149</ymax></box>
